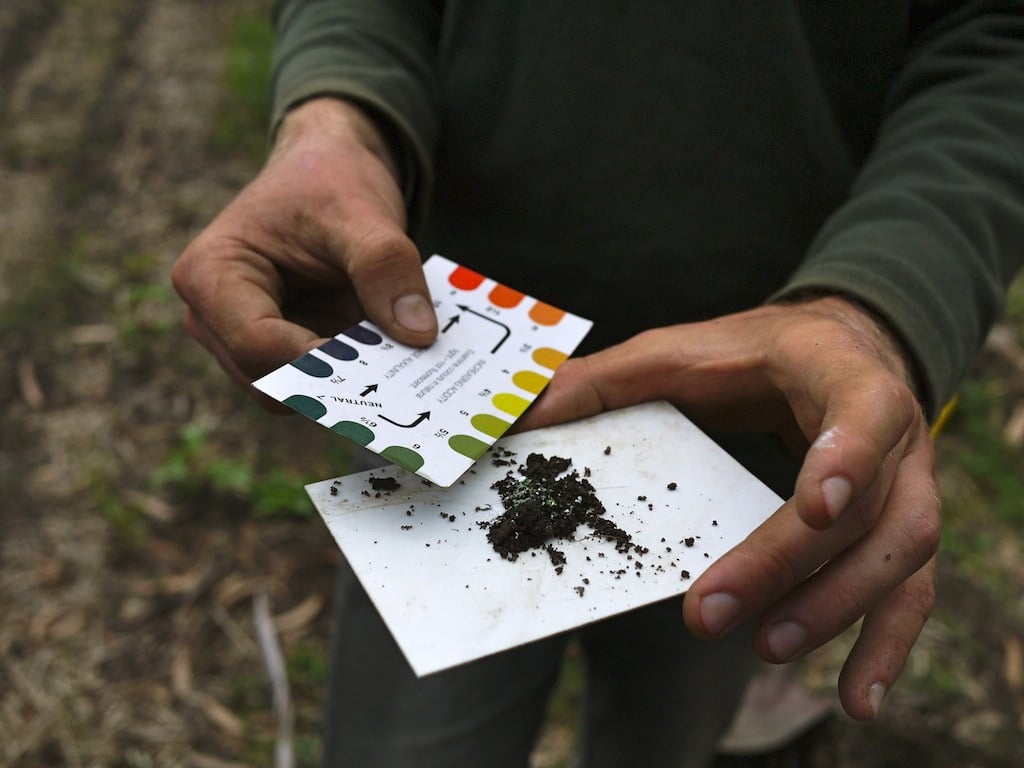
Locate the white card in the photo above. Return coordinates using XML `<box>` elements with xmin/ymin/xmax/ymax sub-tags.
<box><xmin>253</xmin><ymin>255</ymin><xmax>592</xmax><ymax>487</ymax></box>
<box><xmin>306</xmin><ymin>401</ymin><xmax>783</xmax><ymax>677</ymax></box>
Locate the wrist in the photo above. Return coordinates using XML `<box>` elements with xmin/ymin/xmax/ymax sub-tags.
<box><xmin>778</xmin><ymin>293</ymin><xmax>923</xmax><ymax>403</ymax></box>
<box><xmin>274</xmin><ymin>97</ymin><xmax>402</xmax><ymax>183</ymax></box>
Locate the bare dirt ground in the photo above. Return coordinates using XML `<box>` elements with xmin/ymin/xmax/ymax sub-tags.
<box><xmin>2</xmin><ymin>2</ymin><xmax>1023</xmax><ymax>767</ymax></box>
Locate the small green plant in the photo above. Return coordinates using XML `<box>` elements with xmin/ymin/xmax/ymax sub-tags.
<box><xmin>252</xmin><ymin>468</ymin><xmax>314</xmax><ymax>517</ymax></box>
<box><xmin>545</xmin><ymin>645</ymin><xmax>584</xmax><ymax>728</ymax></box>
<box><xmin>151</xmin><ymin>422</ymin><xmax>316</xmax><ymax>518</ymax></box>
<box><xmin>945</xmin><ymin>380</ymin><xmax>1024</xmax><ymax>525</ymax></box>
<box><xmin>937</xmin><ymin>294</ymin><xmax>1024</xmax><ymax>601</ymax></box>
<box><xmin>150</xmin><ymin>422</ymin><xmax>208</xmax><ymax>489</ymax></box>
<box><xmin>98</xmin><ymin>494</ymin><xmax>147</xmax><ymax>547</ymax></box>
<box><xmin>294</xmin><ymin>735</ymin><xmax>321</xmax><ymax>768</ymax></box>
<box><xmin>1004</xmin><ymin>270</ymin><xmax>1024</xmax><ymax>325</ymax></box>
<box><xmin>113</xmin><ymin>281</ymin><xmax>179</xmax><ymax>347</ymax></box>
<box><xmin>287</xmin><ymin>644</ymin><xmax>328</xmax><ymax>688</ymax></box>
<box><xmin>92</xmin><ymin>476</ymin><xmax>155</xmax><ymax>555</ymax></box>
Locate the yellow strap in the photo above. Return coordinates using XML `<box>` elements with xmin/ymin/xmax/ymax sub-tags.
<box><xmin>930</xmin><ymin>394</ymin><xmax>959</xmax><ymax>440</ymax></box>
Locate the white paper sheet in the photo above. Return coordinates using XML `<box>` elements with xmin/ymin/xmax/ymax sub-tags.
<box><xmin>306</xmin><ymin>401</ymin><xmax>783</xmax><ymax>676</ymax></box>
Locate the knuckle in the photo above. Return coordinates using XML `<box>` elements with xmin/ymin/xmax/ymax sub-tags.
<box><xmin>825</xmin><ymin>577</ymin><xmax>872</xmax><ymax>625</ymax></box>
<box><xmin>170</xmin><ymin>242</ymin><xmax>201</xmax><ymax>296</ymax></box>
<box><xmin>172</xmin><ymin>233</ymin><xmax>233</xmax><ymax>299</ymax></box>
<box><xmin>845</xmin><ymin>485</ymin><xmax>883</xmax><ymax>536</ymax></box>
<box><xmin>885</xmin><ymin>376</ymin><xmax>926</xmax><ymax>438</ymax></box>
<box><xmin>903</xmin><ymin>494</ymin><xmax>942</xmax><ymax>567</ymax></box>
<box><xmin>347</xmin><ymin>231</ymin><xmax>418</xmax><ymax>280</ymax></box>
<box><xmin>756</xmin><ymin>546</ymin><xmax>802</xmax><ymax>595</ymax></box>
<box><xmin>866</xmin><ymin>371</ymin><xmax>917</xmax><ymax>436</ymax></box>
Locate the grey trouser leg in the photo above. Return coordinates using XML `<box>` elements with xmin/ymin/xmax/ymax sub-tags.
<box><xmin>322</xmin><ymin>556</ymin><xmax>758</xmax><ymax>768</ymax></box>
<box><xmin>574</xmin><ymin>600</ymin><xmax>758</xmax><ymax>768</ymax></box>
<box><xmin>322</xmin><ymin>555</ymin><xmax>568</xmax><ymax>768</ymax></box>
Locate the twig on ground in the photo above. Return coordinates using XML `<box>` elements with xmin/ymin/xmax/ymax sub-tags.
<box><xmin>17</xmin><ymin>356</ymin><xmax>45</xmax><ymax>410</ymax></box>
<box><xmin>254</xmin><ymin>590</ymin><xmax>295</xmax><ymax>768</ymax></box>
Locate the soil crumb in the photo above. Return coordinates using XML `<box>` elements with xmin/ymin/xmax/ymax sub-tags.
<box><xmin>369</xmin><ymin>475</ymin><xmax>400</xmax><ymax>492</ymax></box>
<box><xmin>480</xmin><ymin>452</ymin><xmax>644</xmax><ymax>568</ymax></box>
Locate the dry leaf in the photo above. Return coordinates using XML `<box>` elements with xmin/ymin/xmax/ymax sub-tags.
<box><xmin>17</xmin><ymin>357</ymin><xmax>45</xmax><ymax>410</ymax></box>
<box><xmin>68</xmin><ymin>323</ymin><xmax>117</xmax><ymax>345</ymax></box>
<box><xmin>1004</xmin><ymin>401</ymin><xmax>1024</xmax><ymax>448</ymax></box>
<box><xmin>191</xmin><ymin>692</ymin><xmax>244</xmax><ymax>738</ymax></box>
<box><xmin>985</xmin><ymin>324</ymin><xmax>1024</xmax><ymax>368</ymax></box>
<box><xmin>272</xmin><ymin>594</ymin><xmax>325</xmax><ymax>635</ymax></box>
<box><xmin>47</xmin><ymin>609</ymin><xmax>86</xmax><ymax>642</ymax></box>
<box><xmin>123</xmin><ymin>490</ymin><xmax>178</xmax><ymax>523</ymax></box>
<box><xmin>171</xmin><ymin>643</ymin><xmax>193</xmax><ymax>698</ymax></box>
<box><xmin>188</xmin><ymin>751</ymin><xmax>250</xmax><ymax>768</ymax></box>
<box><xmin>213</xmin><ymin>574</ymin><xmax>257</xmax><ymax>609</ymax></box>
<box><xmin>28</xmin><ymin>602</ymin><xmax>64</xmax><ymax>643</ymax></box>
<box><xmin>1004</xmin><ymin>634</ymin><xmax>1023</xmax><ymax>693</ymax></box>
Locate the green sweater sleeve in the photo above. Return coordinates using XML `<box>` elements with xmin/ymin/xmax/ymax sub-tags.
<box><xmin>774</xmin><ymin>2</ymin><xmax>1024</xmax><ymax>419</ymax></box>
<box><xmin>269</xmin><ymin>0</ymin><xmax>441</xmax><ymax>229</ymax></box>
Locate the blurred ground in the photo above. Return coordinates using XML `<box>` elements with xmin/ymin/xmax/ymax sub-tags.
<box><xmin>1</xmin><ymin>2</ymin><xmax>1023</xmax><ymax>767</ymax></box>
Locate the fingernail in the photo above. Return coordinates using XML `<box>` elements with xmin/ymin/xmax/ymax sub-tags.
<box><xmin>821</xmin><ymin>476</ymin><xmax>852</xmax><ymax>521</ymax></box>
<box><xmin>867</xmin><ymin>682</ymin><xmax>887</xmax><ymax>718</ymax></box>
<box><xmin>766</xmin><ymin>620</ymin><xmax>807</xmax><ymax>662</ymax></box>
<box><xmin>700</xmin><ymin>593</ymin><xmax>742</xmax><ymax>637</ymax></box>
<box><xmin>394</xmin><ymin>294</ymin><xmax>436</xmax><ymax>333</ymax></box>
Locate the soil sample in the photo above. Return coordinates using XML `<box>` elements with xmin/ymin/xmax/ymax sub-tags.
<box><xmin>480</xmin><ymin>452</ymin><xmax>644</xmax><ymax>570</ymax></box>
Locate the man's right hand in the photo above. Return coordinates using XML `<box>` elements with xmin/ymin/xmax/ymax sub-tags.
<box><xmin>171</xmin><ymin>97</ymin><xmax>437</xmax><ymax>405</ymax></box>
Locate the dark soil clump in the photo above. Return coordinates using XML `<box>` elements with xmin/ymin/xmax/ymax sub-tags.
<box><xmin>369</xmin><ymin>475</ymin><xmax>400</xmax><ymax>492</ymax></box>
<box><xmin>480</xmin><ymin>452</ymin><xmax>643</xmax><ymax>568</ymax></box>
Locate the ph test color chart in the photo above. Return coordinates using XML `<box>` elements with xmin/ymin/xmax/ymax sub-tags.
<box><xmin>252</xmin><ymin>255</ymin><xmax>593</xmax><ymax>487</ymax></box>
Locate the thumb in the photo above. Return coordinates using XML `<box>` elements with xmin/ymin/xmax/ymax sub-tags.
<box><xmin>341</xmin><ymin>228</ymin><xmax>438</xmax><ymax>347</ymax></box>
<box><xmin>269</xmin><ymin>97</ymin><xmax>438</xmax><ymax>348</ymax></box>
<box><xmin>515</xmin><ymin>331</ymin><xmax>674</xmax><ymax>432</ymax></box>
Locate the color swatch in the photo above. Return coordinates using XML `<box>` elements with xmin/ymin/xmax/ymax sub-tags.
<box><xmin>252</xmin><ymin>254</ymin><xmax>592</xmax><ymax>486</ymax></box>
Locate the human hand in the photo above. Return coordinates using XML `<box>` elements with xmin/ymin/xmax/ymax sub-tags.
<box><xmin>517</xmin><ymin>296</ymin><xmax>939</xmax><ymax>721</ymax></box>
<box><xmin>172</xmin><ymin>98</ymin><xmax>437</xmax><ymax>405</ymax></box>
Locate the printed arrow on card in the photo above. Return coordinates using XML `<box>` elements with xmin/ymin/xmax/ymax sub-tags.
<box><xmin>250</xmin><ymin>254</ymin><xmax>593</xmax><ymax>487</ymax></box>
<box><xmin>378</xmin><ymin>411</ymin><xmax>431</xmax><ymax>429</ymax></box>
<box><xmin>454</xmin><ymin>304</ymin><xmax>512</xmax><ymax>353</ymax></box>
